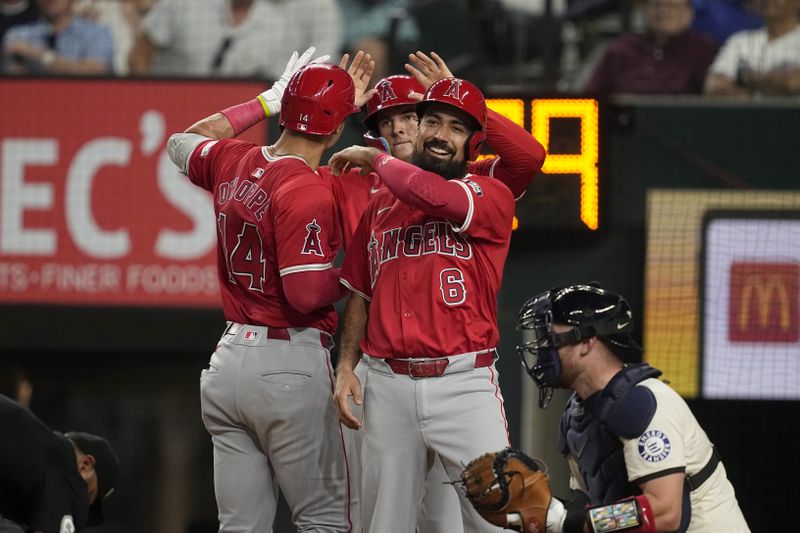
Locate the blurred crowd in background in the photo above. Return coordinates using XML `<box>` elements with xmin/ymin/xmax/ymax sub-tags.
<box><xmin>2</xmin><ymin>0</ymin><xmax>800</xmax><ymax>94</ymax></box>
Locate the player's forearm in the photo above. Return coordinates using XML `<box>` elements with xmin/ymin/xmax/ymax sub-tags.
<box><xmin>482</xmin><ymin>109</ymin><xmax>546</xmax><ymax>199</ymax></box>
<box><xmin>338</xmin><ymin>293</ymin><xmax>368</xmax><ymax>373</ymax></box>
<box><xmin>372</xmin><ymin>153</ymin><xmax>469</xmax><ymax>222</ymax></box>
<box><xmin>185</xmin><ymin>93</ymin><xmax>270</xmax><ymax>139</ymax></box>
<box><xmin>185</xmin><ymin>112</ymin><xmax>236</xmax><ymax>140</ymax></box>
<box><xmin>283</xmin><ymin>268</ymin><xmax>347</xmax><ymax>314</ymax></box>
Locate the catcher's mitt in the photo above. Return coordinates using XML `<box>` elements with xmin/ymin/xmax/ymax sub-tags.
<box><xmin>460</xmin><ymin>447</ymin><xmax>552</xmax><ymax>533</ymax></box>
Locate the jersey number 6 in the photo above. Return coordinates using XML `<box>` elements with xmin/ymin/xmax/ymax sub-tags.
<box><xmin>440</xmin><ymin>268</ymin><xmax>467</xmax><ymax>306</ymax></box>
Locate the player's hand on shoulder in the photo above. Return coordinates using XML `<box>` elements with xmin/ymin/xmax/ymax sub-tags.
<box><xmin>329</xmin><ymin>146</ymin><xmax>382</xmax><ymax>177</ymax></box>
<box><xmin>333</xmin><ymin>369</ymin><xmax>363</xmax><ymax>429</ymax></box>
<box><xmin>406</xmin><ymin>51</ymin><xmax>453</xmax><ymax>91</ymax></box>
<box><xmin>340</xmin><ymin>50</ymin><xmax>377</xmax><ymax>107</ymax></box>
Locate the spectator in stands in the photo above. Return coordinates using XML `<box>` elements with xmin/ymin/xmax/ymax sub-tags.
<box><xmin>704</xmin><ymin>0</ymin><xmax>800</xmax><ymax>96</ymax></box>
<box><xmin>129</xmin><ymin>0</ymin><xmax>341</xmax><ymax>79</ymax></box>
<box><xmin>583</xmin><ymin>0</ymin><xmax>718</xmax><ymax>95</ymax></box>
<box><xmin>691</xmin><ymin>0</ymin><xmax>762</xmax><ymax>45</ymax></box>
<box><xmin>74</xmin><ymin>0</ymin><xmax>154</xmax><ymax>76</ymax></box>
<box><xmin>0</xmin><ymin>0</ymin><xmax>38</xmax><ymax>45</ymax></box>
<box><xmin>2</xmin><ymin>0</ymin><xmax>113</xmax><ymax>75</ymax></box>
<box><xmin>337</xmin><ymin>0</ymin><xmax>418</xmax><ymax>80</ymax></box>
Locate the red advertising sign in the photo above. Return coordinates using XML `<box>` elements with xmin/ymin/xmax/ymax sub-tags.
<box><xmin>729</xmin><ymin>262</ymin><xmax>799</xmax><ymax>342</ymax></box>
<box><xmin>0</xmin><ymin>78</ymin><xmax>268</xmax><ymax>307</ymax></box>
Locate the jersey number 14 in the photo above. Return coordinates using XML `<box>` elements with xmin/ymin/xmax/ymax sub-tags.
<box><xmin>217</xmin><ymin>213</ymin><xmax>266</xmax><ymax>292</ymax></box>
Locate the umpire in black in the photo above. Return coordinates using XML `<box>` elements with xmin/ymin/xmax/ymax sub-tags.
<box><xmin>0</xmin><ymin>393</ymin><xmax>119</xmax><ymax>533</ymax></box>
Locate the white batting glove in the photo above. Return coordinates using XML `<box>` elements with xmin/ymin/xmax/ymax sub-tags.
<box><xmin>546</xmin><ymin>497</ymin><xmax>567</xmax><ymax>533</ymax></box>
<box><xmin>257</xmin><ymin>46</ymin><xmax>331</xmax><ymax>116</ymax></box>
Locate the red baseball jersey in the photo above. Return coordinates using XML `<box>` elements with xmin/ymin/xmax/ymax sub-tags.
<box><xmin>187</xmin><ymin>139</ymin><xmax>341</xmax><ymax>333</ymax></box>
<box><xmin>340</xmin><ymin>172</ymin><xmax>515</xmax><ymax>358</ymax></box>
<box><xmin>320</xmin><ymin>166</ymin><xmax>382</xmax><ymax>251</ymax></box>
<box><xmin>321</xmin><ymin>158</ymin><xmax>506</xmax><ymax>251</ymax></box>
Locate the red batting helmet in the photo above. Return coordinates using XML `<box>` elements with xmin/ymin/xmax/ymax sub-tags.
<box><xmin>280</xmin><ymin>64</ymin><xmax>360</xmax><ymax>135</ymax></box>
<box><xmin>363</xmin><ymin>75</ymin><xmax>425</xmax><ymax>133</ymax></box>
<box><xmin>416</xmin><ymin>77</ymin><xmax>487</xmax><ymax>160</ymax></box>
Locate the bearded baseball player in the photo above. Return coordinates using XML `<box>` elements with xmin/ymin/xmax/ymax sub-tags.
<box><xmin>516</xmin><ymin>284</ymin><xmax>751</xmax><ymax>533</ymax></box>
<box><xmin>329</xmin><ymin>77</ymin><xmax>525</xmax><ymax>533</ymax></box>
<box><xmin>166</xmin><ymin>49</ymin><xmax>375</xmax><ymax>532</ymax></box>
<box><xmin>325</xmin><ymin>52</ymin><xmax>546</xmax><ymax>533</ymax></box>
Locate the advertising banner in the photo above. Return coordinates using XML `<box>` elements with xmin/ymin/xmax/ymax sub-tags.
<box><xmin>0</xmin><ymin>79</ymin><xmax>267</xmax><ymax>307</ymax></box>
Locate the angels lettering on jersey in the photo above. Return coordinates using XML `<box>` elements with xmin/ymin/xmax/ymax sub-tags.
<box><xmin>366</xmin><ymin>221</ymin><xmax>472</xmax><ymax>289</ymax></box>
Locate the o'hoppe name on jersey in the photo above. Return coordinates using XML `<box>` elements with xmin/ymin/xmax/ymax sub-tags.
<box><xmin>217</xmin><ymin>176</ymin><xmax>269</xmax><ymax>220</ymax></box>
<box><xmin>368</xmin><ymin>221</ymin><xmax>473</xmax><ymax>281</ymax></box>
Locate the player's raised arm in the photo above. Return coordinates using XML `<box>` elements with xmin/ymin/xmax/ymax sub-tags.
<box><xmin>329</xmin><ymin>146</ymin><xmax>469</xmax><ymax>224</ymax></box>
<box><xmin>405</xmin><ymin>51</ymin><xmax>546</xmax><ymax>200</ymax></box>
<box><xmin>167</xmin><ymin>47</ymin><xmax>331</xmax><ymax>175</ymax></box>
<box><xmin>184</xmin><ymin>46</ymin><xmax>330</xmax><ymax>140</ymax></box>
<box><xmin>473</xmin><ymin>109</ymin><xmax>546</xmax><ymax>200</ymax></box>
<box><xmin>404</xmin><ymin>51</ymin><xmax>453</xmax><ymax>91</ymax></box>
<box><xmin>340</xmin><ymin>50</ymin><xmax>378</xmax><ymax>108</ymax></box>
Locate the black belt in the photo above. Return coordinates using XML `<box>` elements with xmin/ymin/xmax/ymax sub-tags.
<box><xmin>686</xmin><ymin>447</ymin><xmax>721</xmax><ymax>491</ymax></box>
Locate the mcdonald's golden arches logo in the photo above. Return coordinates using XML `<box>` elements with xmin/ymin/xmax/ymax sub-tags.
<box><xmin>728</xmin><ymin>263</ymin><xmax>798</xmax><ymax>342</ymax></box>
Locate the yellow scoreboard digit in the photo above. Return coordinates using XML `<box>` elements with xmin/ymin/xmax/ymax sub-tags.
<box><xmin>531</xmin><ymin>99</ymin><xmax>600</xmax><ymax>230</ymax></box>
<box><xmin>481</xmin><ymin>97</ymin><xmax>600</xmax><ymax>231</ymax></box>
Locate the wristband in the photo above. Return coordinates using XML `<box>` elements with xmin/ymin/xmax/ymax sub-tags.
<box><xmin>220</xmin><ymin>98</ymin><xmax>267</xmax><ymax>136</ymax></box>
<box><xmin>586</xmin><ymin>495</ymin><xmax>655</xmax><ymax>533</ymax></box>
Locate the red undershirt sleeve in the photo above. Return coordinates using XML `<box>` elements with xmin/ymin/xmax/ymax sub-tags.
<box><xmin>371</xmin><ymin>153</ymin><xmax>470</xmax><ymax>224</ymax></box>
<box><xmin>282</xmin><ymin>268</ymin><xmax>347</xmax><ymax>314</ymax></box>
<box><xmin>468</xmin><ymin>109</ymin><xmax>546</xmax><ymax>200</ymax></box>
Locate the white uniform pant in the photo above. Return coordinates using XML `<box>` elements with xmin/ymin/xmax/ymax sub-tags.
<box><xmin>361</xmin><ymin>354</ymin><xmax>511</xmax><ymax>533</ymax></box>
<box><xmin>200</xmin><ymin>323</ymin><xmax>350</xmax><ymax>533</ymax></box>
<box><xmin>342</xmin><ymin>360</ymin><xmax>465</xmax><ymax>533</ymax></box>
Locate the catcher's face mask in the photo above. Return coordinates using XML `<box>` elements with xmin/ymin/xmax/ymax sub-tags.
<box><xmin>517</xmin><ymin>284</ymin><xmax>643</xmax><ymax>408</ymax></box>
<box><xmin>516</xmin><ymin>292</ymin><xmax>575</xmax><ymax>409</ymax></box>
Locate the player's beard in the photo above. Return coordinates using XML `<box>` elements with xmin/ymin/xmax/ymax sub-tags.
<box><xmin>411</xmin><ymin>140</ymin><xmax>468</xmax><ymax>181</ymax></box>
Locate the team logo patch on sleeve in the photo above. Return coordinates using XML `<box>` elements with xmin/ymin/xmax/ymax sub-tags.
<box><xmin>200</xmin><ymin>141</ymin><xmax>218</xmax><ymax>158</ymax></box>
<box><xmin>463</xmin><ymin>178</ymin><xmax>483</xmax><ymax>196</ymax></box>
<box><xmin>301</xmin><ymin>219</ymin><xmax>324</xmax><ymax>256</ymax></box>
<box><xmin>637</xmin><ymin>430</ymin><xmax>672</xmax><ymax>463</ymax></box>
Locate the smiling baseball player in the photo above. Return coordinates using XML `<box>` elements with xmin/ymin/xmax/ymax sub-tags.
<box><xmin>329</xmin><ymin>76</ymin><xmax>529</xmax><ymax>533</ymax></box>
<box><xmin>325</xmin><ymin>53</ymin><xmax>545</xmax><ymax>533</ymax></box>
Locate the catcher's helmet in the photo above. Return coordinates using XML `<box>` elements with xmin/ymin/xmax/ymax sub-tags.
<box><xmin>516</xmin><ymin>284</ymin><xmax>642</xmax><ymax>408</ymax></box>
<box><xmin>416</xmin><ymin>77</ymin><xmax>487</xmax><ymax>160</ymax></box>
<box><xmin>280</xmin><ymin>64</ymin><xmax>360</xmax><ymax>135</ymax></box>
<box><xmin>363</xmin><ymin>75</ymin><xmax>424</xmax><ymax>133</ymax></box>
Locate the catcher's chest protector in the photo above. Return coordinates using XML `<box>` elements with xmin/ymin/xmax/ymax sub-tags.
<box><xmin>558</xmin><ymin>364</ymin><xmax>662</xmax><ymax>504</ymax></box>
